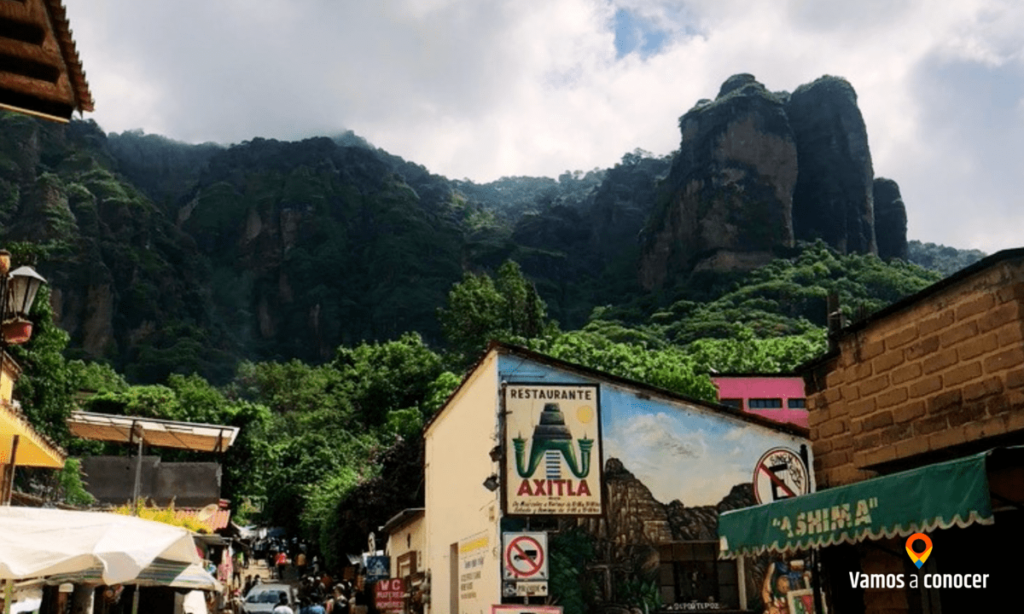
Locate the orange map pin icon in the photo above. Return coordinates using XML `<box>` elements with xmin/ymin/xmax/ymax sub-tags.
<box><xmin>906</xmin><ymin>533</ymin><xmax>933</xmax><ymax>568</ymax></box>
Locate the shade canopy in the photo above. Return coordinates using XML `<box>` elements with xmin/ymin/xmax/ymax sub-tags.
<box><xmin>1</xmin><ymin>401</ymin><xmax>65</xmax><ymax>468</ymax></box>
<box><xmin>0</xmin><ymin>507</ymin><xmax>203</xmax><ymax>585</ymax></box>
<box><xmin>39</xmin><ymin>560</ymin><xmax>221</xmax><ymax>591</ymax></box>
<box><xmin>67</xmin><ymin>412</ymin><xmax>239</xmax><ymax>453</ymax></box>
<box><xmin>718</xmin><ymin>450</ymin><xmax>1004</xmax><ymax>558</ymax></box>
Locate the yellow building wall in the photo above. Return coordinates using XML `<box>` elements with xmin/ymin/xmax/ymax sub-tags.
<box><xmin>387</xmin><ymin>515</ymin><xmax>426</xmax><ymax>578</ymax></box>
<box><xmin>0</xmin><ymin>354</ymin><xmax>18</xmax><ymax>404</ymax></box>
<box><xmin>424</xmin><ymin>350</ymin><xmax>502</xmax><ymax>614</ymax></box>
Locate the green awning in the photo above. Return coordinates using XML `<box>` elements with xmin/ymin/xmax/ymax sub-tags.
<box><xmin>719</xmin><ymin>450</ymin><xmax>997</xmax><ymax>558</ymax></box>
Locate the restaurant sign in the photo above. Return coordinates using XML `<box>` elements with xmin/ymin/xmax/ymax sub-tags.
<box><xmin>503</xmin><ymin>384</ymin><xmax>602</xmax><ymax>516</ymax></box>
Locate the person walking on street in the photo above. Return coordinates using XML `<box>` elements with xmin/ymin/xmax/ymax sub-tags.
<box><xmin>272</xmin><ymin>594</ymin><xmax>293</xmax><ymax>614</ymax></box>
<box><xmin>275</xmin><ymin>551</ymin><xmax>288</xmax><ymax>581</ymax></box>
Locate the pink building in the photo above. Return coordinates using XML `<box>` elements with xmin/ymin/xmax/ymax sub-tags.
<box><xmin>711</xmin><ymin>374</ymin><xmax>808</xmax><ymax>428</ymax></box>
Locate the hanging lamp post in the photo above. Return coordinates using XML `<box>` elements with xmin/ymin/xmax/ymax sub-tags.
<box><xmin>0</xmin><ymin>250</ymin><xmax>47</xmax><ymax>506</ymax></box>
<box><xmin>2</xmin><ymin>264</ymin><xmax>47</xmax><ymax>344</ymax></box>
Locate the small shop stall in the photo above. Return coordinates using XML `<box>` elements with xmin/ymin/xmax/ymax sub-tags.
<box><xmin>0</xmin><ymin>507</ymin><xmax>221</xmax><ymax>614</ymax></box>
<box><xmin>718</xmin><ymin>447</ymin><xmax>1024</xmax><ymax>612</ymax></box>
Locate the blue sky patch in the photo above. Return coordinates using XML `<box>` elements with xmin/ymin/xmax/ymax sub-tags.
<box><xmin>613</xmin><ymin>8</ymin><xmax>670</xmax><ymax>59</ymax></box>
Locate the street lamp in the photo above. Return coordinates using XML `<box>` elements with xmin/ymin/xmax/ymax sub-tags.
<box><xmin>0</xmin><ymin>251</ymin><xmax>46</xmax><ymax>345</ymax></box>
<box><xmin>3</xmin><ymin>268</ymin><xmax>46</xmax><ymax>344</ymax></box>
<box><xmin>0</xmin><ymin>250</ymin><xmax>47</xmax><ymax>506</ymax></box>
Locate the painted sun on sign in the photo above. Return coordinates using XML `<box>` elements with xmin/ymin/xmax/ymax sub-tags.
<box><xmin>503</xmin><ymin>384</ymin><xmax>602</xmax><ymax>516</ymax></box>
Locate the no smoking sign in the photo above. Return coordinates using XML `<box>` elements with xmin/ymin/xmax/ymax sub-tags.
<box><xmin>753</xmin><ymin>447</ymin><xmax>810</xmax><ymax>504</ymax></box>
<box><xmin>502</xmin><ymin>532</ymin><xmax>548</xmax><ymax>580</ymax></box>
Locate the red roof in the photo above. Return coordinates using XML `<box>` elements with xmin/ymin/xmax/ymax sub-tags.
<box><xmin>175</xmin><ymin>507</ymin><xmax>231</xmax><ymax>532</ymax></box>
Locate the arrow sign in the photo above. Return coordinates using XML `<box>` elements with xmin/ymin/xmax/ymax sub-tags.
<box><xmin>502</xmin><ymin>532</ymin><xmax>548</xmax><ymax>580</ymax></box>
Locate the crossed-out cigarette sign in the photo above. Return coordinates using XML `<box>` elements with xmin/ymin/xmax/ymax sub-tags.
<box><xmin>502</xmin><ymin>532</ymin><xmax>548</xmax><ymax>580</ymax></box>
<box><xmin>752</xmin><ymin>447</ymin><xmax>810</xmax><ymax>504</ymax></box>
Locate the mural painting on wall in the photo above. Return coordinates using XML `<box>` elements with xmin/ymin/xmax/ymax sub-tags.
<box><xmin>554</xmin><ymin>386</ymin><xmax>814</xmax><ymax>612</ymax></box>
<box><xmin>762</xmin><ymin>559</ymin><xmax>815</xmax><ymax>614</ymax></box>
<box><xmin>504</xmin><ymin>384</ymin><xmax>602</xmax><ymax>516</ymax></box>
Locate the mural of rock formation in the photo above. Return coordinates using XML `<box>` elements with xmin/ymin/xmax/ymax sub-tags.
<box><xmin>571</xmin><ymin>457</ymin><xmax>770</xmax><ymax>610</ymax></box>
<box><xmin>574</xmin><ymin>457</ymin><xmax>673</xmax><ymax>565</ymax></box>
<box><xmin>873</xmin><ymin>177</ymin><xmax>909</xmax><ymax>260</ymax></box>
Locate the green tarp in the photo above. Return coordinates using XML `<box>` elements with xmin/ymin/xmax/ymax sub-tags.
<box><xmin>719</xmin><ymin>451</ymin><xmax>995</xmax><ymax>558</ymax></box>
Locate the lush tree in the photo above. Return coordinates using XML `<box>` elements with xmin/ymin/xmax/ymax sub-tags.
<box><xmin>333</xmin><ymin>332</ymin><xmax>445</xmax><ymax>426</ymax></box>
<box><xmin>10</xmin><ymin>285</ymin><xmax>76</xmax><ymax>446</ymax></box>
<box><xmin>67</xmin><ymin>360</ymin><xmax>129</xmax><ymax>394</ymax></box>
<box><xmin>684</xmin><ymin>327</ymin><xmax>828</xmax><ymax>373</ymax></box>
<box><xmin>548</xmin><ymin>527</ymin><xmax>597</xmax><ymax>614</ymax></box>
<box><xmin>536</xmin><ymin>331</ymin><xmax>718</xmax><ymax>402</ymax></box>
<box><xmin>438</xmin><ymin>260</ymin><xmax>557</xmax><ymax>364</ymax></box>
<box><xmin>317</xmin><ymin>435</ymin><xmax>425</xmax><ymax>569</ymax></box>
<box><xmin>907</xmin><ymin>240</ymin><xmax>986</xmax><ymax>277</ymax></box>
<box><xmin>438</xmin><ymin>270</ymin><xmax>504</xmax><ymax>361</ymax></box>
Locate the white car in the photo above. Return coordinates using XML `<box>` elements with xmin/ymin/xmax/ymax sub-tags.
<box><xmin>242</xmin><ymin>584</ymin><xmax>297</xmax><ymax>614</ymax></box>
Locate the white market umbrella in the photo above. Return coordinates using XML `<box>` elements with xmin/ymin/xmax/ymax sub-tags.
<box><xmin>0</xmin><ymin>507</ymin><xmax>201</xmax><ymax>585</ymax></box>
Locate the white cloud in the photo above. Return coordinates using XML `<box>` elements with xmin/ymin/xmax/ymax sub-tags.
<box><xmin>64</xmin><ymin>0</ymin><xmax>1024</xmax><ymax>252</ymax></box>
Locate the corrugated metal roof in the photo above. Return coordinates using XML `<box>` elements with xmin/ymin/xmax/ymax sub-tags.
<box><xmin>175</xmin><ymin>507</ymin><xmax>231</xmax><ymax>532</ymax></box>
<box><xmin>67</xmin><ymin>412</ymin><xmax>239</xmax><ymax>452</ymax></box>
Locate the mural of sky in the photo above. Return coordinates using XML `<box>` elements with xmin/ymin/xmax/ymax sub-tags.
<box><xmin>601</xmin><ymin>386</ymin><xmax>807</xmax><ymax>507</ymax></box>
<box><xmin>66</xmin><ymin>0</ymin><xmax>1023</xmax><ymax>253</ymax></box>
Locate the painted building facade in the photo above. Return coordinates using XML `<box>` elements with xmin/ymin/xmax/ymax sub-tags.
<box><xmin>712</xmin><ymin>374</ymin><xmax>809</xmax><ymax>428</ymax></box>
<box><xmin>424</xmin><ymin>344</ymin><xmax>813</xmax><ymax>614</ymax></box>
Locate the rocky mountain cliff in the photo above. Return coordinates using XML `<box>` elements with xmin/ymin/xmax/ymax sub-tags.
<box><xmin>0</xmin><ymin>74</ymin><xmax>918</xmax><ymax>382</ymax></box>
<box><xmin>640</xmin><ymin>74</ymin><xmax>908</xmax><ymax>289</ymax></box>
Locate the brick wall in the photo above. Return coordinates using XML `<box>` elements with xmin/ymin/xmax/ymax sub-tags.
<box><xmin>806</xmin><ymin>258</ymin><xmax>1024</xmax><ymax>488</ymax></box>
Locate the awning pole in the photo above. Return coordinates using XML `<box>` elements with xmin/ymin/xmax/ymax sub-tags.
<box><xmin>4</xmin><ymin>578</ymin><xmax>12</xmax><ymax>614</ymax></box>
<box><xmin>131</xmin><ymin>586</ymin><xmax>140</xmax><ymax>614</ymax></box>
<box><xmin>2</xmin><ymin>435</ymin><xmax>18</xmax><ymax>506</ymax></box>
<box><xmin>811</xmin><ymin>549</ymin><xmax>825</xmax><ymax>614</ymax></box>
<box><xmin>131</xmin><ymin>424</ymin><xmax>143</xmax><ymax>515</ymax></box>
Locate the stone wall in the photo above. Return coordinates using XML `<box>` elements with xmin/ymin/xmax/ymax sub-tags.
<box><xmin>80</xmin><ymin>455</ymin><xmax>223</xmax><ymax>508</ymax></box>
<box><xmin>805</xmin><ymin>254</ymin><xmax>1024</xmax><ymax>489</ymax></box>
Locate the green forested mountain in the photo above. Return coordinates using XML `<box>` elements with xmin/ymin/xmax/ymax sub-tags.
<box><xmin>0</xmin><ymin>112</ymin><xmax>678</xmax><ymax>382</ymax></box>
<box><xmin>907</xmin><ymin>239</ymin><xmax>986</xmax><ymax>277</ymax></box>
<box><xmin>0</xmin><ymin>98</ymin><xmax>992</xmax><ymax>587</ymax></box>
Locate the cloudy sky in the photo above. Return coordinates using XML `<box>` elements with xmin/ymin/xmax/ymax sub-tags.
<box><xmin>65</xmin><ymin>0</ymin><xmax>1023</xmax><ymax>253</ymax></box>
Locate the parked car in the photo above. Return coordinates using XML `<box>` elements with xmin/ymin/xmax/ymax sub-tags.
<box><xmin>242</xmin><ymin>584</ymin><xmax>296</xmax><ymax>614</ymax></box>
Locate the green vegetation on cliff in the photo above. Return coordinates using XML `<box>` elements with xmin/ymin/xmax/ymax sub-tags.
<box><xmin>0</xmin><ymin>109</ymin><xmax>971</xmax><ymax>583</ymax></box>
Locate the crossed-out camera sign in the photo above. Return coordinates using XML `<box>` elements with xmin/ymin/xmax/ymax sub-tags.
<box><xmin>502</xmin><ymin>532</ymin><xmax>548</xmax><ymax>580</ymax></box>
